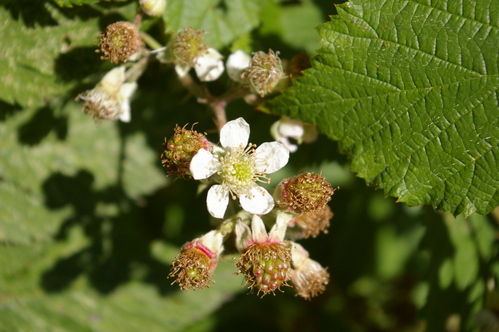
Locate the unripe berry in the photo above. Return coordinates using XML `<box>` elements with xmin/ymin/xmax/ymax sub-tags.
<box><xmin>160</xmin><ymin>124</ymin><xmax>211</xmax><ymax>178</ymax></box>
<box><xmin>236</xmin><ymin>242</ymin><xmax>291</xmax><ymax>297</ymax></box>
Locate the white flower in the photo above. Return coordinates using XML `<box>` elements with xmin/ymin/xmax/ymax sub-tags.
<box><xmin>226</xmin><ymin>50</ymin><xmax>251</xmax><ymax>82</ymax></box>
<box><xmin>290</xmin><ymin>242</ymin><xmax>329</xmax><ymax>300</ymax></box>
<box><xmin>271</xmin><ymin>116</ymin><xmax>318</xmax><ymax>152</ymax></box>
<box><xmin>174</xmin><ymin>48</ymin><xmax>225</xmax><ymax>82</ymax></box>
<box><xmin>78</xmin><ymin>66</ymin><xmax>137</xmax><ymax>122</ymax></box>
<box><xmin>194</xmin><ymin>48</ymin><xmax>225</xmax><ymax>82</ymax></box>
<box><xmin>190</xmin><ymin>117</ymin><xmax>289</xmax><ymax>218</ymax></box>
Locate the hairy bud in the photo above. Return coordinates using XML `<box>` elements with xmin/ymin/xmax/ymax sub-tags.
<box><xmin>275</xmin><ymin>172</ymin><xmax>336</xmax><ymax>215</ymax></box>
<box><xmin>171</xmin><ymin>27</ymin><xmax>208</xmax><ymax>67</ymax></box>
<box><xmin>241</xmin><ymin>49</ymin><xmax>284</xmax><ymax>97</ymax></box>
<box><xmin>169</xmin><ymin>231</ymin><xmax>224</xmax><ymax>290</ymax></box>
<box><xmin>287</xmin><ymin>205</ymin><xmax>334</xmax><ymax>239</ymax></box>
<box><xmin>97</xmin><ymin>22</ymin><xmax>143</xmax><ymax>64</ymax></box>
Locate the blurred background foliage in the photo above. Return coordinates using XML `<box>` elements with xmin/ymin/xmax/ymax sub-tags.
<box><xmin>1</xmin><ymin>0</ymin><xmax>499</xmax><ymax>331</ymax></box>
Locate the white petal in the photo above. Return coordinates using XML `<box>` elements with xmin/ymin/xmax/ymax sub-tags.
<box><xmin>254</xmin><ymin>142</ymin><xmax>289</xmax><ymax>173</ymax></box>
<box><xmin>250</xmin><ymin>215</ymin><xmax>269</xmax><ymax>243</ymax></box>
<box><xmin>220</xmin><ymin>117</ymin><xmax>250</xmax><ymax>149</ymax></box>
<box><xmin>279</xmin><ymin>121</ymin><xmax>305</xmax><ymax>140</ymax></box>
<box><xmin>199</xmin><ymin>230</ymin><xmax>225</xmax><ymax>256</ymax></box>
<box><xmin>118</xmin><ymin>102</ymin><xmax>131</xmax><ymax>122</ymax></box>
<box><xmin>99</xmin><ymin>66</ymin><xmax>125</xmax><ymax>93</ymax></box>
<box><xmin>119</xmin><ymin>82</ymin><xmax>138</xmax><ymax>100</ymax></box>
<box><xmin>117</xmin><ymin>82</ymin><xmax>137</xmax><ymax>123</ymax></box>
<box><xmin>175</xmin><ymin>63</ymin><xmax>191</xmax><ymax>77</ymax></box>
<box><xmin>206</xmin><ymin>185</ymin><xmax>230</xmax><ymax>219</ymax></box>
<box><xmin>189</xmin><ymin>149</ymin><xmax>220</xmax><ymax>179</ymax></box>
<box><xmin>226</xmin><ymin>50</ymin><xmax>251</xmax><ymax>82</ymax></box>
<box><xmin>239</xmin><ymin>186</ymin><xmax>274</xmax><ymax>215</ymax></box>
<box><xmin>290</xmin><ymin>242</ymin><xmax>309</xmax><ymax>268</ymax></box>
<box><xmin>269</xmin><ymin>211</ymin><xmax>293</xmax><ymax>242</ymax></box>
<box><xmin>234</xmin><ymin>221</ymin><xmax>252</xmax><ymax>252</ymax></box>
<box><xmin>195</xmin><ymin>48</ymin><xmax>225</xmax><ymax>82</ymax></box>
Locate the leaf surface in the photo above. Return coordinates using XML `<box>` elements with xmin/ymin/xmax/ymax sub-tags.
<box><xmin>266</xmin><ymin>0</ymin><xmax>499</xmax><ymax>216</ymax></box>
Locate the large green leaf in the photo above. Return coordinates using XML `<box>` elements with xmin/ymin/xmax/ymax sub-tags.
<box><xmin>0</xmin><ymin>235</ymin><xmax>244</xmax><ymax>332</ymax></box>
<box><xmin>266</xmin><ymin>0</ymin><xmax>499</xmax><ymax>216</ymax></box>
<box><xmin>164</xmin><ymin>0</ymin><xmax>263</xmax><ymax>49</ymax></box>
<box><xmin>0</xmin><ymin>3</ymin><xmax>101</xmax><ymax>109</ymax></box>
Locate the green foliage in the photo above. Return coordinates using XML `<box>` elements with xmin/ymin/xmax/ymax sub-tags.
<box><xmin>266</xmin><ymin>0</ymin><xmax>499</xmax><ymax>217</ymax></box>
<box><xmin>164</xmin><ymin>0</ymin><xmax>264</xmax><ymax>49</ymax></box>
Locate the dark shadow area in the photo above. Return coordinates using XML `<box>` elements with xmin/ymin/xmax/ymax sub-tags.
<box><xmin>0</xmin><ymin>100</ymin><xmax>22</xmax><ymax>121</ymax></box>
<box><xmin>17</xmin><ymin>105</ymin><xmax>68</xmax><ymax>146</ymax></box>
<box><xmin>313</xmin><ymin>0</ymin><xmax>345</xmax><ymax>19</ymax></box>
<box><xmin>54</xmin><ymin>46</ymin><xmax>104</xmax><ymax>82</ymax></box>
<box><xmin>251</xmin><ymin>32</ymin><xmax>308</xmax><ymax>60</ymax></box>
<box><xmin>40</xmin><ymin>162</ymin><xmax>209</xmax><ymax>295</ymax></box>
<box><xmin>1</xmin><ymin>0</ymin><xmax>58</xmax><ymax>27</ymax></box>
<box><xmin>40</xmin><ymin>169</ymin><xmax>173</xmax><ymax>294</ymax></box>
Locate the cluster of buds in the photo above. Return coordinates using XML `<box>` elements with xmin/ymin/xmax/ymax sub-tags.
<box><xmin>166</xmin><ymin>118</ymin><xmax>335</xmax><ymax>300</ymax></box>
<box><xmin>76</xmin><ymin>11</ymin><xmax>330</xmax><ymax>302</ymax></box>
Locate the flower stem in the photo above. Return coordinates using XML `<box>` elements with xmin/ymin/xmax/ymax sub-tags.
<box><xmin>140</xmin><ymin>31</ymin><xmax>163</xmax><ymax>50</ymax></box>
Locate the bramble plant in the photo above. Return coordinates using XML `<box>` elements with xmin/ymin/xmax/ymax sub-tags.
<box><xmin>2</xmin><ymin>0</ymin><xmax>499</xmax><ymax>331</ymax></box>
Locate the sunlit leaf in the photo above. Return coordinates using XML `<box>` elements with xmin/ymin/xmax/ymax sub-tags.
<box><xmin>266</xmin><ymin>0</ymin><xmax>499</xmax><ymax>216</ymax></box>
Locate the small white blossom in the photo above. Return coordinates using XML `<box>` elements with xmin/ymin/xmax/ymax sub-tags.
<box><xmin>226</xmin><ymin>50</ymin><xmax>251</xmax><ymax>82</ymax></box>
<box><xmin>271</xmin><ymin>116</ymin><xmax>318</xmax><ymax>152</ymax></box>
<box><xmin>194</xmin><ymin>48</ymin><xmax>225</xmax><ymax>82</ymax></box>
<box><xmin>77</xmin><ymin>66</ymin><xmax>137</xmax><ymax>122</ymax></box>
<box><xmin>190</xmin><ymin>117</ymin><xmax>289</xmax><ymax>218</ymax></box>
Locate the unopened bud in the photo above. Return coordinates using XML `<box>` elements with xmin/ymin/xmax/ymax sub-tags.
<box><xmin>97</xmin><ymin>22</ymin><xmax>143</xmax><ymax>64</ymax></box>
<box><xmin>160</xmin><ymin>124</ymin><xmax>211</xmax><ymax>178</ymax></box>
<box><xmin>275</xmin><ymin>172</ymin><xmax>336</xmax><ymax>215</ymax></box>
<box><xmin>241</xmin><ymin>49</ymin><xmax>284</xmax><ymax>97</ymax></box>
<box><xmin>168</xmin><ymin>231</ymin><xmax>224</xmax><ymax>290</ymax></box>
<box><xmin>140</xmin><ymin>0</ymin><xmax>166</xmax><ymax>17</ymax></box>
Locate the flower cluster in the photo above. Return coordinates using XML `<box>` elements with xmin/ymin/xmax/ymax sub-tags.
<box><xmin>165</xmin><ymin>117</ymin><xmax>335</xmax><ymax>299</ymax></box>
<box><xmin>76</xmin><ymin>15</ymin><xmax>335</xmax><ymax>301</ymax></box>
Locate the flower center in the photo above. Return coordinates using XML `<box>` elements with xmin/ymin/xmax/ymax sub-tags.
<box><xmin>218</xmin><ymin>146</ymin><xmax>257</xmax><ymax>195</ymax></box>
